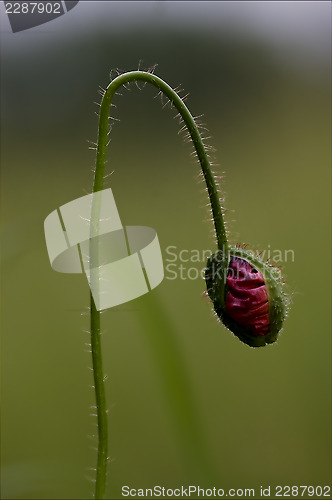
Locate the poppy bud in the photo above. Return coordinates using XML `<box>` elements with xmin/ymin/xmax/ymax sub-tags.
<box><xmin>205</xmin><ymin>247</ymin><xmax>286</xmax><ymax>347</ymax></box>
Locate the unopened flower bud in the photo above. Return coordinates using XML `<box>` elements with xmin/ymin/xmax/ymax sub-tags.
<box><xmin>205</xmin><ymin>248</ymin><xmax>286</xmax><ymax>347</ymax></box>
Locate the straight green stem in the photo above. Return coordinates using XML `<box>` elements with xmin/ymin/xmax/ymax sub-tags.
<box><xmin>90</xmin><ymin>293</ymin><xmax>108</xmax><ymax>499</ymax></box>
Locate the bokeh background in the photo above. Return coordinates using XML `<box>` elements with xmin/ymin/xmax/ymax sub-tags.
<box><xmin>1</xmin><ymin>2</ymin><xmax>331</xmax><ymax>499</ymax></box>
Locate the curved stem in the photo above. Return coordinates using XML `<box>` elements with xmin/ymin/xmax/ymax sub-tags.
<box><xmin>90</xmin><ymin>70</ymin><xmax>228</xmax><ymax>499</ymax></box>
<box><xmin>94</xmin><ymin>71</ymin><xmax>228</xmax><ymax>253</ymax></box>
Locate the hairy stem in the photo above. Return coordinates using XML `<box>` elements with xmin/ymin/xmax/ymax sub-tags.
<box><xmin>90</xmin><ymin>293</ymin><xmax>107</xmax><ymax>499</ymax></box>
<box><xmin>90</xmin><ymin>70</ymin><xmax>227</xmax><ymax>498</ymax></box>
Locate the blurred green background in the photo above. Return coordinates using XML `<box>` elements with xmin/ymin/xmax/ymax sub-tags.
<box><xmin>1</xmin><ymin>2</ymin><xmax>331</xmax><ymax>499</ymax></box>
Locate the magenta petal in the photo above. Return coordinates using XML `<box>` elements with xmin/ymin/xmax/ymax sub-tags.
<box><xmin>226</xmin><ymin>257</ymin><xmax>270</xmax><ymax>336</ymax></box>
